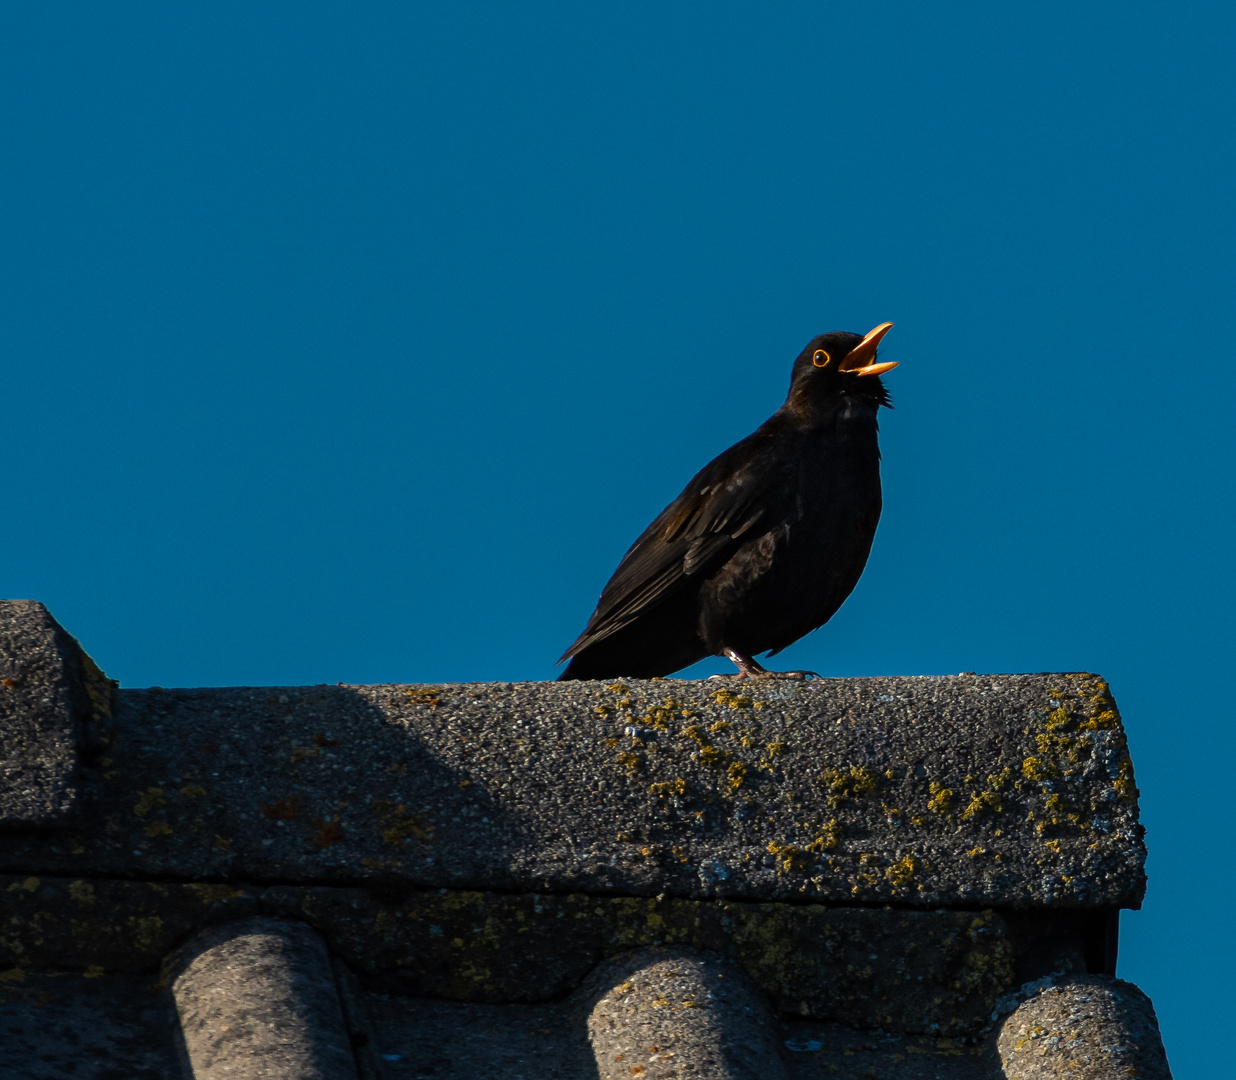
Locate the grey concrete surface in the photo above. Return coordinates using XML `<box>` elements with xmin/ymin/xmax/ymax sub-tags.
<box><xmin>0</xmin><ymin>969</ymin><xmax>178</xmax><ymax>1080</ymax></box>
<box><xmin>0</xmin><ymin>604</ymin><xmax>1171</xmax><ymax>1078</ymax></box>
<box><xmin>0</xmin><ymin>968</ymin><xmax>1176</xmax><ymax>1080</ymax></box>
<box><xmin>0</xmin><ymin>600</ymin><xmax>112</xmax><ymax>827</ymax></box>
<box><xmin>365</xmin><ymin>995</ymin><xmax>595</xmax><ymax>1079</ymax></box>
<box><xmin>0</xmin><ymin>874</ymin><xmax>1015</xmax><ymax>1033</ymax></box>
<box><xmin>997</xmin><ymin>975</ymin><xmax>1173</xmax><ymax>1078</ymax></box>
<box><xmin>166</xmin><ymin>917</ymin><xmax>359</xmax><ymax>1080</ymax></box>
<box><xmin>777</xmin><ymin>1020</ymin><xmax>1002</xmax><ymax>1080</ymax></box>
<box><xmin>582</xmin><ymin>947</ymin><xmax>788</xmax><ymax>1080</ymax></box>
<box><xmin>0</xmin><ymin>673</ymin><xmax>1145</xmax><ymax>909</ymax></box>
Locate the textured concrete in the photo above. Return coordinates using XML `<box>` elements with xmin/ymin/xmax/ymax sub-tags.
<box><xmin>365</xmin><ymin>994</ymin><xmax>595</xmax><ymax>1079</ymax></box>
<box><xmin>997</xmin><ymin>975</ymin><xmax>1173</xmax><ymax>1078</ymax></box>
<box><xmin>0</xmin><ymin>874</ymin><xmax>1014</xmax><ymax>1033</ymax></box>
<box><xmin>778</xmin><ymin>1020</ymin><xmax>1001</xmax><ymax>1079</ymax></box>
<box><xmin>0</xmin><ymin>604</ymin><xmax>1171</xmax><ymax>1077</ymax></box>
<box><xmin>0</xmin><ymin>969</ymin><xmax>1178</xmax><ymax>1080</ymax></box>
<box><xmin>166</xmin><ymin>917</ymin><xmax>358</xmax><ymax>1080</ymax></box>
<box><xmin>0</xmin><ymin>601</ymin><xmax>113</xmax><ymax>827</ymax></box>
<box><xmin>583</xmin><ymin>947</ymin><xmax>788</xmax><ymax>1080</ymax></box>
<box><xmin>0</xmin><ymin>673</ymin><xmax>1145</xmax><ymax>909</ymax></box>
<box><xmin>0</xmin><ymin>970</ymin><xmax>178</xmax><ymax>1080</ymax></box>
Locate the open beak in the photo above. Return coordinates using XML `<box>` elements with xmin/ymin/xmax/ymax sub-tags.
<box><xmin>839</xmin><ymin>321</ymin><xmax>897</xmax><ymax>376</ymax></box>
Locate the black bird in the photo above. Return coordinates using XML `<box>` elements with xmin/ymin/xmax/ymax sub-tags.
<box><xmin>557</xmin><ymin>323</ymin><xmax>897</xmax><ymax>681</ymax></box>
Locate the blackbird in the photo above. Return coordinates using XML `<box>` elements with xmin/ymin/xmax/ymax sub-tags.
<box><xmin>557</xmin><ymin>322</ymin><xmax>897</xmax><ymax>681</ymax></box>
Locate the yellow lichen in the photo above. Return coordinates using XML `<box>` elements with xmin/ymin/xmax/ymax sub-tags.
<box><xmin>133</xmin><ymin>916</ymin><xmax>164</xmax><ymax>951</ymax></box>
<box><xmin>1021</xmin><ymin>757</ymin><xmax>1058</xmax><ymax>781</ymax></box>
<box><xmin>987</xmin><ymin>768</ymin><xmax>1013</xmax><ymax>790</ymax></box>
<box><xmin>132</xmin><ymin>788</ymin><xmax>165</xmax><ymax>817</ymax></box>
<box><xmin>927</xmin><ymin>783</ymin><xmax>954</xmax><ymax>814</ymax></box>
<box><xmin>1079</xmin><ymin>710</ymin><xmax>1118</xmax><ymax>732</ymax></box>
<box><xmin>1113</xmin><ymin>760</ymin><xmax>1137</xmax><ymax>801</ymax></box>
<box><xmin>885</xmin><ymin>854</ymin><xmax>918</xmax><ymax>885</ymax></box>
<box><xmin>959</xmin><ymin>791</ymin><xmax>1003</xmax><ymax>822</ymax></box>
<box><xmin>373</xmin><ymin>801</ymin><xmax>434</xmax><ymax>844</ymax></box>
<box><xmin>187</xmin><ymin>883</ymin><xmax>241</xmax><ymax>905</ymax></box>
<box><xmin>767</xmin><ymin>839</ymin><xmax>809</xmax><ymax>873</ymax></box>
<box><xmin>642</xmin><ymin>700</ymin><xmax>680</xmax><ymax>730</ymax></box>
<box><xmin>823</xmin><ymin>766</ymin><xmax>879</xmax><ymax>808</ymax></box>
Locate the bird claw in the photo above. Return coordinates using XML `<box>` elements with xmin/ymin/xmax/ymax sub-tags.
<box><xmin>713</xmin><ymin>648</ymin><xmax>821</xmax><ymax>681</ymax></box>
<box><xmin>707</xmin><ymin>669</ymin><xmax>820</xmax><ymax>681</ymax></box>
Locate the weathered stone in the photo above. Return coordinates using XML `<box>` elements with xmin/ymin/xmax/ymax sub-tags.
<box><xmin>0</xmin><ymin>601</ymin><xmax>113</xmax><ymax>827</ymax></box>
<box><xmin>269</xmin><ymin>885</ymin><xmax>1014</xmax><ymax>1033</ymax></box>
<box><xmin>166</xmin><ymin>917</ymin><xmax>358</xmax><ymax>1080</ymax></box>
<box><xmin>0</xmin><ymin>874</ymin><xmax>259</xmax><ymax>973</ymax></box>
<box><xmin>778</xmin><ymin>1020</ymin><xmax>1002</xmax><ymax>1079</ymax></box>
<box><xmin>997</xmin><ymin>975</ymin><xmax>1172</xmax><ymax>1079</ymax></box>
<box><xmin>361</xmin><ymin>996</ymin><xmax>1014</xmax><ymax>1080</ymax></box>
<box><xmin>0</xmin><ymin>873</ymin><xmax>1013</xmax><ymax>1034</ymax></box>
<box><xmin>582</xmin><ymin>947</ymin><xmax>788</xmax><ymax>1080</ymax></box>
<box><xmin>363</xmin><ymin>994</ymin><xmax>596</xmax><ymax>1078</ymax></box>
<box><xmin>330</xmin><ymin>957</ymin><xmax>388</xmax><ymax>1080</ymax></box>
<box><xmin>0</xmin><ymin>604</ymin><xmax>1173</xmax><ymax>1078</ymax></box>
<box><xmin>0</xmin><ymin>970</ymin><xmax>178</xmax><ymax>1080</ymax></box>
<box><xmin>0</xmin><ymin>673</ymin><xmax>1145</xmax><ymax>908</ymax></box>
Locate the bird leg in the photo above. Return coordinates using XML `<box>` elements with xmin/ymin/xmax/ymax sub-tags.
<box><xmin>708</xmin><ymin>647</ymin><xmax>820</xmax><ymax>681</ymax></box>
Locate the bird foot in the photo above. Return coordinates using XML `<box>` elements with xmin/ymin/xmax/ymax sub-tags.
<box><xmin>707</xmin><ymin>648</ymin><xmax>820</xmax><ymax>681</ymax></box>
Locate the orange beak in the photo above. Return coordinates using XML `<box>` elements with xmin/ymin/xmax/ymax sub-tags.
<box><xmin>839</xmin><ymin>322</ymin><xmax>897</xmax><ymax>376</ymax></box>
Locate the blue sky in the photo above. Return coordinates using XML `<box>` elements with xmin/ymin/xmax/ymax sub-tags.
<box><xmin>3</xmin><ymin>4</ymin><xmax>1232</xmax><ymax>1074</ymax></box>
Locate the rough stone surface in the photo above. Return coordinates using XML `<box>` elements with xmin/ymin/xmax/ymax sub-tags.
<box><xmin>0</xmin><ymin>971</ymin><xmax>1175</xmax><ymax>1080</ymax></box>
<box><xmin>363</xmin><ymin>994</ymin><xmax>1021</xmax><ymax>1080</ymax></box>
<box><xmin>583</xmin><ymin>947</ymin><xmax>788</xmax><ymax>1080</ymax></box>
<box><xmin>0</xmin><ymin>874</ymin><xmax>1013</xmax><ymax>1033</ymax></box>
<box><xmin>331</xmin><ymin>957</ymin><xmax>389</xmax><ymax>1080</ymax></box>
<box><xmin>778</xmin><ymin>1020</ymin><xmax>1002</xmax><ymax>1079</ymax></box>
<box><xmin>0</xmin><ymin>601</ymin><xmax>112</xmax><ymax>827</ymax></box>
<box><xmin>997</xmin><ymin>975</ymin><xmax>1173</xmax><ymax>1078</ymax></box>
<box><xmin>268</xmin><ymin>885</ymin><xmax>1013</xmax><ymax>1033</ymax></box>
<box><xmin>0</xmin><ymin>673</ymin><xmax>1145</xmax><ymax>908</ymax></box>
<box><xmin>166</xmin><ymin>917</ymin><xmax>359</xmax><ymax>1080</ymax></box>
<box><xmin>366</xmin><ymin>994</ymin><xmax>596</xmax><ymax>1079</ymax></box>
<box><xmin>0</xmin><ymin>605</ymin><xmax>1172</xmax><ymax>1078</ymax></box>
<box><xmin>0</xmin><ymin>874</ymin><xmax>259</xmax><ymax>972</ymax></box>
<box><xmin>0</xmin><ymin>970</ymin><xmax>178</xmax><ymax>1080</ymax></box>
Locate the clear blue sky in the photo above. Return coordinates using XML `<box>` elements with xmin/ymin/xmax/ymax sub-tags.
<box><xmin>3</xmin><ymin>4</ymin><xmax>1232</xmax><ymax>1074</ymax></box>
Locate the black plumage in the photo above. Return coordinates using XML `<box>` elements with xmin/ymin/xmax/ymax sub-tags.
<box><xmin>557</xmin><ymin>323</ymin><xmax>897</xmax><ymax>681</ymax></box>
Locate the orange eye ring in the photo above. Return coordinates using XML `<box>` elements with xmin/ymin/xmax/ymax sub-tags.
<box><xmin>812</xmin><ymin>349</ymin><xmax>831</xmax><ymax>368</ymax></box>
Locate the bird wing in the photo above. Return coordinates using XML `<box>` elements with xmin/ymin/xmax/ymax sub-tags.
<box><xmin>558</xmin><ymin>426</ymin><xmax>785</xmax><ymax>662</ymax></box>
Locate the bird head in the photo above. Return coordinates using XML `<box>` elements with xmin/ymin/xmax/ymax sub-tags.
<box><xmin>786</xmin><ymin>322</ymin><xmax>897</xmax><ymax>417</ymax></box>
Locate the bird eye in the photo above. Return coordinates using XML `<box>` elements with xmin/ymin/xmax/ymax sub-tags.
<box><xmin>812</xmin><ymin>349</ymin><xmax>831</xmax><ymax>368</ymax></box>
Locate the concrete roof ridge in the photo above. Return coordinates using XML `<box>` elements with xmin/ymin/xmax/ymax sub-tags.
<box><xmin>0</xmin><ymin>610</ymin><xmax>1146</xmax><ymax>909</ymax></box>
<box><xmin>0</xmin><ymin>601</ymin><xmax>1173</xmax><ymax>1079</ymax></box>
